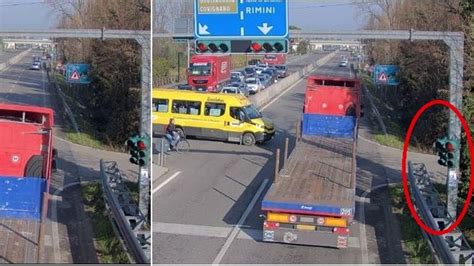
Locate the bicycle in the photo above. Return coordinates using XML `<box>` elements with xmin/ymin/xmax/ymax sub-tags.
<box><xmin>169</xmin><ymin>131</ymin><xmax>190</xmax><ymax>154</ymax></box>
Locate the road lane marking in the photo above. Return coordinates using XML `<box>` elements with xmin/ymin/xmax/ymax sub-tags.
<box><xmin>152</xmin><ymin>171</ymin><xmax>181</xmax><ymax>194</ymax></box>
<box><xmin>212</xmin><ymin>178</ymin><xmax>269</xmax><ymax>265</ymax></box>
<box><xmin>152</xmin><ymin>221</ymin><xmax>360</xmax><ymax>247</ymax></box>
<box><xmin>260</xmin><ymin>52</ymin><xmax>337</xmax><ymax>111</ymax></box>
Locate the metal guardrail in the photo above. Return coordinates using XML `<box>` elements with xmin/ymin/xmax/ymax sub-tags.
<box><xmin>408</xmin><ymin>161</ymin><xmax>473</xmax><ymax>264</ymax></box>
<box><xmin>100</xmin><ymin>160</ymin><xmax>150</xmax><ymax>264</ymax></box>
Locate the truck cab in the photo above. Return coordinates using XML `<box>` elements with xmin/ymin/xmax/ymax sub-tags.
<box><xmin>187</xmin><ymin>55</ymin><xmax>231</xmax><ymax>92</ymax></box>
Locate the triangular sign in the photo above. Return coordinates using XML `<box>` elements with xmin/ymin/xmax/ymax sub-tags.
<box><xmin>378</xmin><ymin>72</ymin><xmax>388</xmax><ymax>82</ymax></box>
<box><xmin>70</xmin><ymin>71</ymin><xmax>80</xmax><ymax>80</ymax></box>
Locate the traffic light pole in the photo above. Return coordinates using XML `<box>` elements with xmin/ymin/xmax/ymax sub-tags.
<box><xmin>137</xmin><ymin>36</ymin><xmax>152</xmax><ymax>221</ymax></box>
<box><xmin>446</xmin><ymin>36</ymin><xmax>464</xmax><ymax>219</ymax></box>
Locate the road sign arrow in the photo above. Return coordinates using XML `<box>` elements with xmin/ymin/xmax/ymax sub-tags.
<box><xmin>257</xmin><ymin>23</ymin><xmax>273</xmax><ymax>35</ymax></box>
<box><xmin>199</xmin><ymin>23</ymin><xmax>210</xmax><ymax>35</ymax></box>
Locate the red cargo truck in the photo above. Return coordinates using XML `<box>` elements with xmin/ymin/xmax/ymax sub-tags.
<box><xmin>261</xmin><ymin>76</ymin><xmax>361</xmax><ymax>248</ymax></box>
<box><xmin>262</xmin><ymin>54</ymin><xmax>286</xmax><ymax>65</ymax></box>
<box><xmin>0</xmin><ymin>103</ymin><xmax>55</xmax><ymax>263</ymax></box>
<box><xmin>187</xmin><ymin>55</ymin><xmax>231</xmax><ymax>92</ymax></box>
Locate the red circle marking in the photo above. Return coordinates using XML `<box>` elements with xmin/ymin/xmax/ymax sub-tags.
<box><xmin>402</xmin><ymin>99</ymin><xmax>474</xmax><ymax>235</ymax></box>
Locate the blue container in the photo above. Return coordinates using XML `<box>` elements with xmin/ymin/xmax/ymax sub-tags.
<box><xmin>0</xmin><ymin>176</ymin><xmax>46</xmax><ymax>220</ymax></box>
<box><xmin>302</xmin><ymin>114</ymin><xmax>356</xmax><ymax>138</ymax></box>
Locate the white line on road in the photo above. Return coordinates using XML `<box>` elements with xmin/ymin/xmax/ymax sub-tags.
<box><xmin>260</xmin><ymin>53</ymin><xmax>337</xmax><ymax>111</ymax></box>
<box><xmin>212</xmin><ymin>178</ymin><xmax>269</xmax><ymax>265</ymax></box>
<box><xmin>152</xmin><ymin>171</ymin><xmax>181</xmax><ymax>194</ymax></box>
<box><xmin>153</xmin><ymin>221</ymin><xmax>360</xmax><ymax>247</ymax></box>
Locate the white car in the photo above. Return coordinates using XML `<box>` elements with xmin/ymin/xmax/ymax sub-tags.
<box><xmin>245</xmin><ymin>78</ymin><xmax>263</xmax><ymax>94</ymax></box>
<box><xmin>30</xmin><ymin>62</ymin><xmax>41</xmax><ymax>70</ymax></box>
<box><xmin>339</xmin><ymin>60</ymin><xmax>348</xmax><ymax>67</ymax></box>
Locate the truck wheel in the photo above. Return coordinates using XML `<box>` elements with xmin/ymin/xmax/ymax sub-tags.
<box><xmin>242</xmin><ymin>133</ymin><xmax>256</xmax><ymax>146</ymax></box>
<box><xmin>24</xmin><ymin>155</ymin><xmax>44</xmax><ymax>178</ymax></box>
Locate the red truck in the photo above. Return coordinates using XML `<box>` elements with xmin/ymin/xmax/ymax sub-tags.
<box><xmin>261</xmin><ymin>76</ymin><xmax>361</xmax><ymax>248</ymax></box>
<box><xmin>262</xmin><ymin>54</ymin><xmax>286</xmax><ymax>65</ymax></box>
<box><xmin>0</xmin><ymin>103</ymin><xmax>55</xmax><ymax>263</ymax></box>
<box><xmin>187</xmin><ymin>55</ymin><xmax>231</xmax><ymax>92</ymax></box>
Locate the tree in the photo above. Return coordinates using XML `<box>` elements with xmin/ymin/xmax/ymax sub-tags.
<box><xmin>297</xmin><ymin>40</ymin><xmax>309</xmax><ymax>54</ymax></box>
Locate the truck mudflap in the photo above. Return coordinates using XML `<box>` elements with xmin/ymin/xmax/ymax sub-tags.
<box><xmin>262</xmin><ymin>222</ymin><xmax>350</xmax><ymax>248</ymax></box>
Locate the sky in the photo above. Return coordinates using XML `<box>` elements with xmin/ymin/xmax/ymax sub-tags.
<box><xmin>0</xmin><ymin>0</ymin><xmax>366</xmax><ymax>31</ymax></box>
<box><xmin>0</xmin><ymin>0</ymin><xmax>59</xmax><ymax>30</ymax></box>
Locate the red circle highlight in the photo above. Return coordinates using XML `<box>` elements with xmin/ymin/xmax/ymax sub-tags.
<box><xmin>402</xmin><ymin>99</ymin><xmax>474</xmax><ymax>235</ymax></box>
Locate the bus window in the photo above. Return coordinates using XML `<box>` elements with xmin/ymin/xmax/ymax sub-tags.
<box><xmin>153</xmin><ymin>99</ymin><xmax>169</xmax><ymax>113</ymax></box>
<box><xmin>172</xmin><ymin>100</ymin><xmax>201</xmax><ymax>115</ymax></box>
<box><xmin>205</xmin><ymin>103</ymin><xmax>225</xmax><ymax>117</ymax></box>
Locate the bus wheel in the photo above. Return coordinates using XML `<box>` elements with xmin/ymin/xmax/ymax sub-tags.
<box><xmin>24</xmin><ymin>155</ymin><xmax>44</xmax><ymax>178</ymax></box>
<box><xmin>242</xmin><ymin>133</ymin><xmax>256</xmax><ymax>146</ymax></box>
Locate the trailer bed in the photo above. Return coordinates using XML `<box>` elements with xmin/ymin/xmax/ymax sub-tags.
<box><xmin>262</xmin><ymin>136</ymin><xmax>356</xmax><ymax>218</ymax></box>
<box><xmin>0</xmin><ymin>218</ymin><xmax>39</xmax><ymax>263</ymax></box>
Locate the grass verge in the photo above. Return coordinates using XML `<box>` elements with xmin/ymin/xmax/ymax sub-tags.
<box><xmin>82</xmin><ymin>182</ymin><xmax>130</xmax><ymax>263</ymax></box>
<box><xmin>52</xmin><ymin>71</ymin><xmax>121</xmax><ymax>151</ymax></box>
<box><xmin>390</xmin><ymin>185</ymin><xmax>436</xmax><ymax>263</ymax></box>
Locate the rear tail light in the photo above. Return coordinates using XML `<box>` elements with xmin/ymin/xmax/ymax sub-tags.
<box><xmin>333</xmin><ymin>227</ymin><xmax>350</xmax><ymax>235</ymax></box>
<box><xmin>264</xmin><ymin>221</ymin><xmax>280</xmax><ymax>230</ymax></box>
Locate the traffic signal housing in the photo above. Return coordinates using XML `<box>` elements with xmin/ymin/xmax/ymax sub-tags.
<box><xmin>434</xmin><ymin>137</ymin><xmax>459</xmax><ymax>168</ymax></box>
<box><xmin>195</xmin><ymin>40</ymin><xmax>231</xmax><ymax>54</ymax></box>
<box><xmin>195</xmin><ymin>39</ymin><xmax>288</xmax><ymax>54</ymax></box>
<box><xmin>126</xmin><ymin>134</ymin><xmax>151</xmax><ymax>166</ymax></box>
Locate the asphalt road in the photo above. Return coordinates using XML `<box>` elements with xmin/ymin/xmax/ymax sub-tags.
<box><xmin>152</xmin><ymin>52</ymin><xmax>388</xmax><ymax>264</ymax></box>
<box><xmin>0</xmin><ymin>49</ymin><xmax>21</xmax><ymax>64</ymax></box>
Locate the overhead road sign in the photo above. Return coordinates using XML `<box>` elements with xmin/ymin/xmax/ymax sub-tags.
<box><xmin>66</xmin><ymin>63</ymin><xmax>91</xmax><ymax>84</ymax></box>
<box><xmin>374</xmin><ymin>64</ymin><xmax>400</xmax><ymax>86</ymax></box>
<box><xmin>194</xmin><ymin>0</ymin><xmax>289</xmax><ymax>39</ymax></box>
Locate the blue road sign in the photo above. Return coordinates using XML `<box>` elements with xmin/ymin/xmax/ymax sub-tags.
<box><xmin>66</xmin><ymin>64</ymin><xmax>91</xmax><ymax>84</ymax></box>
<box><xmin>194</xmin><ymin>0</ymin><xmax>288</xmax><ymax>39</ymax></box>
<box><xmin>374</xmin><ymin>64</ymin><xmax>400</xmax><ymax>86</ymax></box>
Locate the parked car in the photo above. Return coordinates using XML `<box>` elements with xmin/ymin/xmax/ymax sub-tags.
<box><xmin>244</xmin><ymin>77</ymin><xmax>263</xmax><ymax>94</ymax></box>
<box><xmin>339</xmin><ymin>60</ymin><xmax>348</xmax><ymax>67</ymax></box>
<box><xmin>30</xmin><ymin>61</ymin><xmax>41</xmax><ymax>70</ymax></box>
<box><xmin>231</xmin><ymin>71</ymin><xmax>245</xmax><ymax>82</ymax></box>
<box><xmin>244</xmin><ymin>66</ymin><xmax>256</xmax><ymax>77</ymax></box>
<box><xmin>248</xmin><ymin>59</ymin><xmax>261</xmax><ymax>65</ymax></box>
<box><xmin>255</xmin><ymin>67</ymin><xmax>265</xmax><ymax>75</ymax></box>
<box><xmin>221</xmin><ymin>86</ymin><xmax>250</xmax><ymax>97</ymax></box>
<box><xmin>262</xmin><ymin>69</ymin><xmax>278</xmax><ymax>84</ymax></box>
<box><xmin>257</xmin><ymin>74</ymin><xmax>271</xmax><ymax>89</ymax></box>
<box><xmin>177</xmin><ymin>84</ymin><xmax>192</xmax><ymax>90</ymax></box>
<box><xmin>275</xmin><ymin>65</ymin><xmax>288</xmax><ymax>78</ymax></box>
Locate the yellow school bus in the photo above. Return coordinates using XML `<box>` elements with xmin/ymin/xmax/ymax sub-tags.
<box><xmin>152</xmin><ymin>88</ymin><xmax>275</xmax><ymax>146</ymax></box>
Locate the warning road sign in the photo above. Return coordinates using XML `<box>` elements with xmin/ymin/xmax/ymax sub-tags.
<box><xmin>66</xmin><ymin>63</ymin><xmax>91</xmax><ymax>84</ymax></box>
<box><xmin>374</xmin><ymin>64</ymin><xmax>400</xmax><ymax>85</ymax></box>
<box><xmin>70</xmin><ymin>71</ymin><xmax>80</xmax><ymax>81</ymax></box>
<box><xmin>378</xmin><ymin>72</ymin><xmax>388</xmax><ymax>82</ymax></box>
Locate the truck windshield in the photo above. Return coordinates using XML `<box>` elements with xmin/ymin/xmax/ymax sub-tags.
<box><xmin>243</xmin><ymin>104</ymin><xmax>262</xmax><ymax>119</ymax></box>
<box><xmin>189</xmin><ymin>64</ymin><xmax>211</xmax><ymax>76</ymax></box>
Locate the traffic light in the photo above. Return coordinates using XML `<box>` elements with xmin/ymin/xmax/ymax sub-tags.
<box><xmin>126</xmin><ymin>134</ymin><xmax>150</xmax><ymax>166</ymax></box>
<box><xmin>195</xmin><ymin>39</ymin><xmax>288</xmax><ymax>54</ymax></box>
<box><xmin>240</xmin><ymin>40</ymin><xmax>288</xmax><ymax>53</ymax></box>
<box><xmin>445</xmin><ymin>139</ymin><xmax>459</xmax><ymax>168</ymax></box>
<box><xmin>195</xmin><ymin>40</ymin><xmax>231</xmax><ymax>54</ymax></box>
<box><xmin>434</xmin><ymin>137</ymin><xmax>459</xmax><ymax>168</ymax></box>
